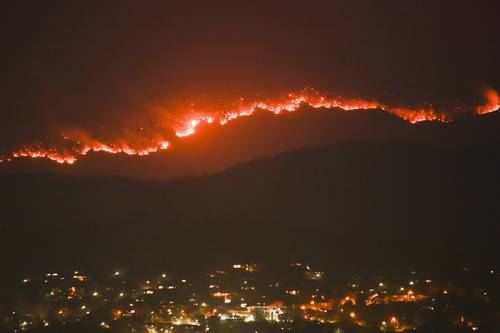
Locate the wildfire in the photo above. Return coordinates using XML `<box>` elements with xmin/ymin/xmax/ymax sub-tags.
<box><xmin>5</xmin><ymin>140</ymin><xmax>170</xmax><ymax>165</ymax></box>
<box><xmin>476</xmin><ymin>88</ymin><xmax>500</xmax><ymax>115</ymax></box>
<box><xmin>0</xmin><ymin>87</ymin><xmax>498</xmax><ymax>165</ymax></box>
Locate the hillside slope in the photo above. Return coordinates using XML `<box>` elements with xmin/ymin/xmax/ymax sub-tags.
<box><xmin>1</xmin><ymin>141</ymin><xmax>499</xmax><ymax>275</ymax></box>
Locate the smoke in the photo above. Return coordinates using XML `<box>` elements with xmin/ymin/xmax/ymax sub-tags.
<box><xmin>0</xmin><ymin>87</ymin><xmax>498</xmax><ymax>165</ymax></box>
<box><xmin>476</xmin><ymin>87</ymin><xmax>500</xmax><ymax>115</ymax></box>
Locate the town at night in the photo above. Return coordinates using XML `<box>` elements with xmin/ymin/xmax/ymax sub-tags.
<box><xmin>3</xmin><ymin>263</ymin><xmax>499</xmax><ymax>333</ymax></box>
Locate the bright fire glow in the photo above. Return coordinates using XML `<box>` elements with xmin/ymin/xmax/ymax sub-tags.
<box><xmin>0</xmin><ymin>87</ymin><xmax>498</xmax><ymax>165</ymax></box>
<box><xmin>476</xmin><ymin>88</ymin><xmax>500</xmax><ymax>115</ymax></box>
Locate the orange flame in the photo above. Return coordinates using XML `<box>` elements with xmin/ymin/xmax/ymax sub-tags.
<box><xmin>476</xmin><ymin>88</ymin><xmax>500</xmax><ymax>115</ymax></box>
<box><xmin>0</xmin><ymin>87</ymin><xmax>498</xmax><ymax>165</ymax></box>
<box><xmin>7</xmin><ymin>140</ymin><xmax>170</xmax><ymax>165</ymax></box>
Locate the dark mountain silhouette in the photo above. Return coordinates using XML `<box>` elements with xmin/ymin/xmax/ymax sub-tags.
<box><xmin>3</xmin><ymin>107</ymin><xmax>500</xmax><ymax>180</ymax></box>
<box><xmin>1</xmin><ymin>140</ymin><xmax>499</xmax><ymax>278</ymax></box>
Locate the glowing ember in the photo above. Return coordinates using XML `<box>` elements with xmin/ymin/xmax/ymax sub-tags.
<box><xmin>6</xmin><ymin>140</ymin><xmax>170</xmax><ymax>165</ymax></box>
<box><xmin>476</xmin><ymin>88</ymin><xmax>500</xmax><ymax>115</ymax></box>
<box><xmin>0</xmin><ymin>87</ymin><xmax>498</xmax><ymax>165</ymax></box>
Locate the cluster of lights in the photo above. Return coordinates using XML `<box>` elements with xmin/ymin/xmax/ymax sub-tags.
<box><xmin>8</xmin><ymin>264</ymin><xmax>497</xmax><ymax>333</ymax></box>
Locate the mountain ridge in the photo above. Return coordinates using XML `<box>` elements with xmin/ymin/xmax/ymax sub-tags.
<box><xmin>3</xmin><ymin>106</ymin><xmax>500</xmax><ymax>180</ymax></box>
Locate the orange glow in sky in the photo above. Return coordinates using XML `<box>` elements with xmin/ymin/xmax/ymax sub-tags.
<box><xmin>0</xmin><ymin>88</ymin><xmax>498</xmax><ymax>165</ymax></box>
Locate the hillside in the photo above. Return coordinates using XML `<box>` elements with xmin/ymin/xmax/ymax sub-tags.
<box><xmin>1</xmin><ymin>141</ymin><xmax>499</xmax><ymax>276</ymax></box>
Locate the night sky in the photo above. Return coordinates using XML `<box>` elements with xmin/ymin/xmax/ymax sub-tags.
<box><xmin>1</xmin><ymin>1</ymin><xmax>499</xmax><ymax>179</ymax></box>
